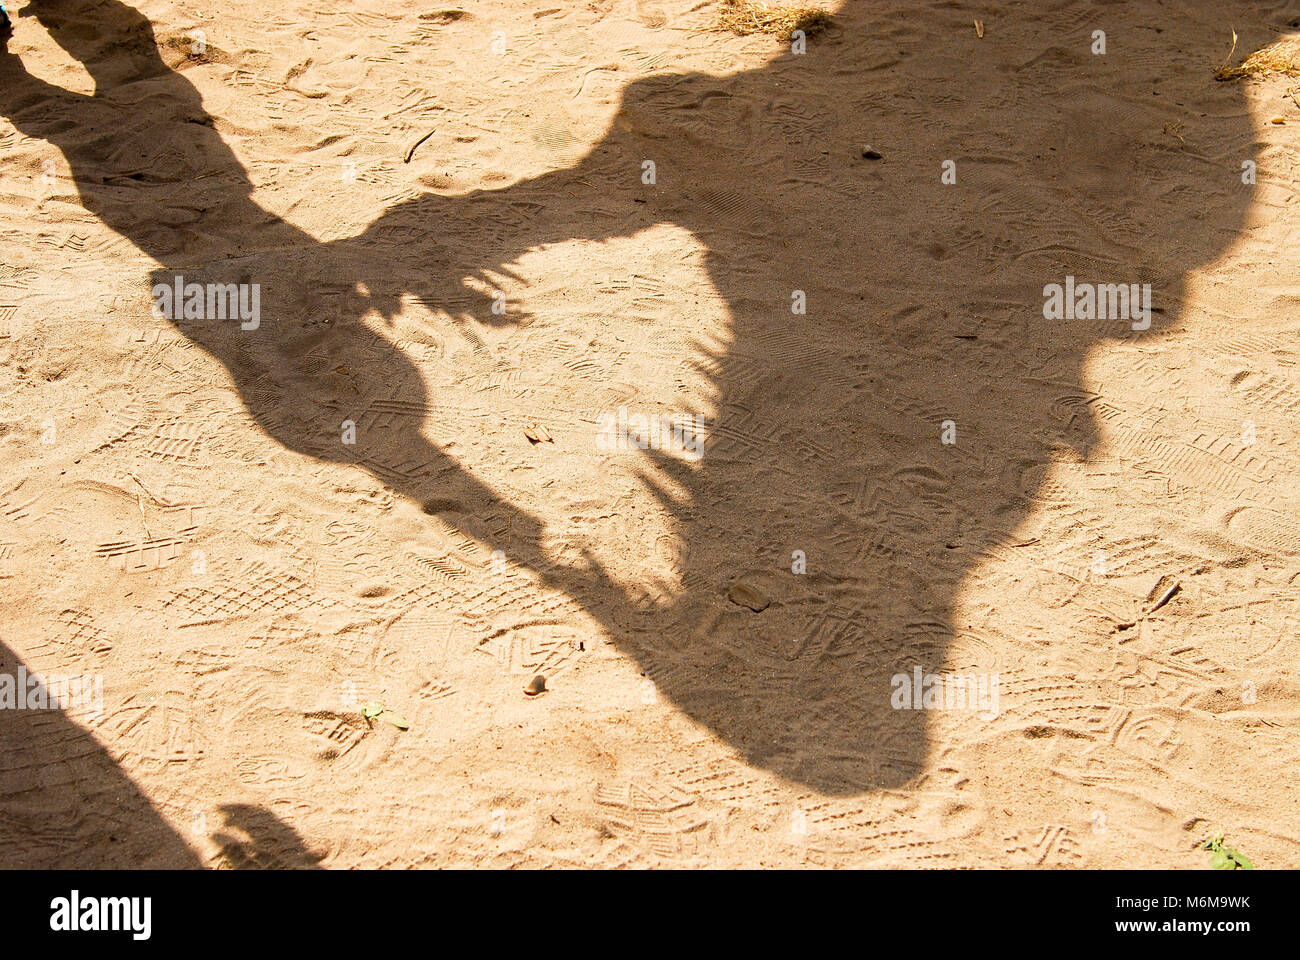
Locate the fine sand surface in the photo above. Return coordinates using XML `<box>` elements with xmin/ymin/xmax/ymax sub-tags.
<box><xmin>1</xmin><ymin>0</ymin><xmax>1299</xmax><ymax>868</ymax></box>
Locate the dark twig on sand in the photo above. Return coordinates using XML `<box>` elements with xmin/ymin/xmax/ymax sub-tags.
<box><xmin>403</xmin><ymin>129</ymin><xmax>435</xmax><ymax>164</ymax></box>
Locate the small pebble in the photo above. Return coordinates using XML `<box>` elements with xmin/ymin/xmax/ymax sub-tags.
<box><xmin>861</xmin><ymin>146</ymin><xmax>883</xmax><ymax>159</ymax></box>
<box><xmin>727</xmin><ymin>581</ymin><xmax>770</xmax><ymax>613</ymax></box>
<box><xmin>524</xmin><ymin>674</ymin><xmax>547</xmax><ymax>696</ymax></box>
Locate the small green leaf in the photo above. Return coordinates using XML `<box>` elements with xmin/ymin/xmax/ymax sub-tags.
<box><xmin>386</xmin><ymin>713</ymin><xmax>409</xmax><ymax>730</ymax></box>
<box><xmin>362</xmin><ymin>702</ymin><xmax>383</xmax><ymax>719</ymax></box>
<box><xmin>1211</xmin><ymin>850</ymin><xmax>1232</xmax><ymax>870</ymax></box>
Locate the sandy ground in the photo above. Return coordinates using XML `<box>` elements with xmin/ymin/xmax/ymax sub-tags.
<box><xmin>1</xmin><ymin>0</ymin><xmax>1299</xmax><ymax>868</ymax></box>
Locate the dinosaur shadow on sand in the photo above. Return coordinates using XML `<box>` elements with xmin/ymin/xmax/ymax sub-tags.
<box><xmin>0</xmin><ymin>0</ymin><xmax>1280</xmax><ymax>862</ymax></box>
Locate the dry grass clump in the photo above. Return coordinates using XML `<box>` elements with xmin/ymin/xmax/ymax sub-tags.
<box><xmin>716</xmin><ymin>0</ymin><xmax>832</xmax><ymax>40</ymax></box>
<box><xmin>1216</xmin><ymin>35</ymin><xmax>1300</xmax><ymax>81</ymax></box>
